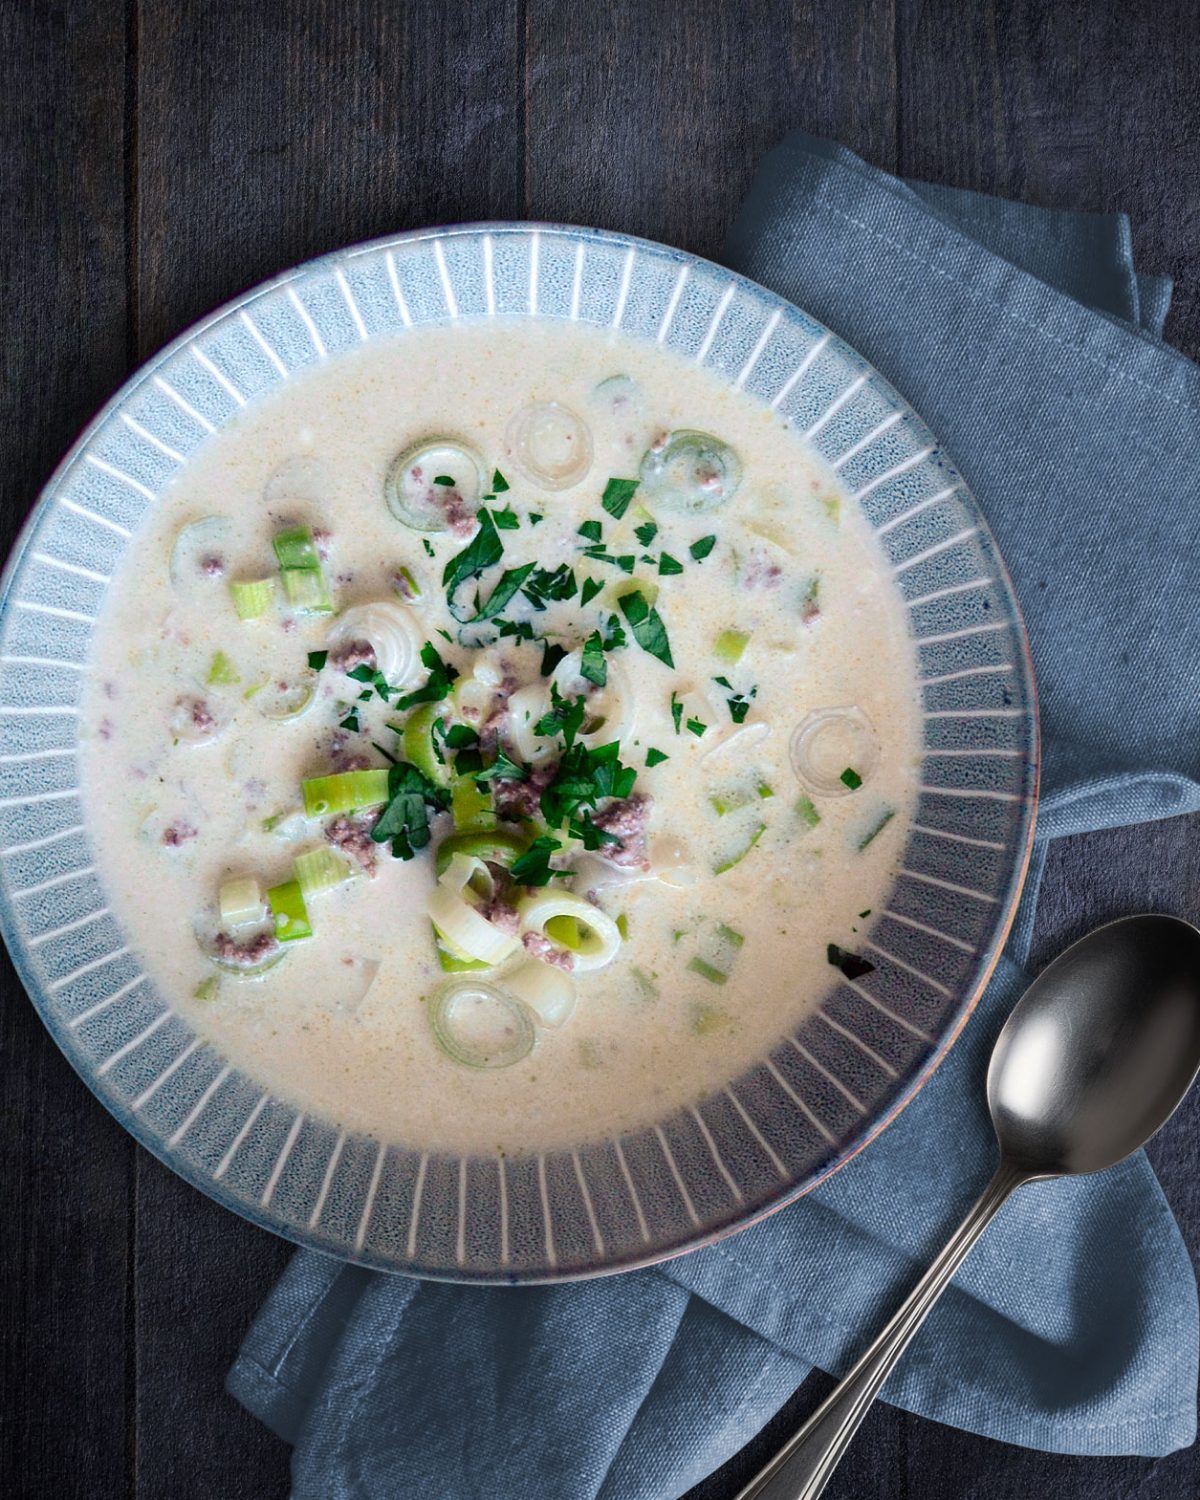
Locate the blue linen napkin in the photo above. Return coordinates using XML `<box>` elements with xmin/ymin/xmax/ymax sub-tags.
<box><xmin>228</xmin><ymin>134</ymin><xmax>1200</xmax><ymax>1495</ymax></box>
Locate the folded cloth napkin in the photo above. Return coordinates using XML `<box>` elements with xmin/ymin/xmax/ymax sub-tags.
<box><xmin>228</xmin><ymin>134</ymin><xmax>1200</xmax><ymax>1496</ymax></box>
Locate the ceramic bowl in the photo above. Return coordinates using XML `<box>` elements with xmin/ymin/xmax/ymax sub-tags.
<box><xmin>0</xmin><ymin>224</ymin><xmax>1037</xmax><ymax>1280</ymax></box>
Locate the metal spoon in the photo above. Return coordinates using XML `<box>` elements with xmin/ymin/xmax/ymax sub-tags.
<box><xmin>737</xmin><ymin>914</ymin><xmax>1200</xmax><ymax>1500</ymax></box>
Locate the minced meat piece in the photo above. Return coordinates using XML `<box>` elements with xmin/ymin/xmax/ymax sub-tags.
<box><xmin>161</xmin><ymin>821</ymin><xmax>198</xmax><ymax>847</ymax></box>
<box><xmin>592</xmin><ymin>794</ymin><xmax>652</xmax><ymax>869</ymax></box>
<box><xmin>328</xmin><ymin>639</ymin><xmax>376</xmax><ymax>673</ymax></box>
<box><xmin>476</xmin><ymin>898</ymin><xmax>520</xmax><ymax>935</ymax></box>
<box><xmin>212</xmin><ymin>930</ymin><xmax>280</xmax><ymax>968</ymax></box>
<box><xmin>522</xmin><ymin>931</ymin><xmax>575</xmax><ymax>971</ymax></box>
<box><xmin>492</xmin><ymin>761</ymin><xmax>555</xmax><ymax>821</ymax></box>
<box><xmin>325</xmin><ymin>814</ymin><xmax>378</xmax><ymax>876</ymax></box>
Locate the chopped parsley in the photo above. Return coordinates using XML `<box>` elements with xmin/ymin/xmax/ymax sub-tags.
<box><xmin>645</xmin><ymin>747</ymin><xmax>669</xmax><ymax>767</ymax></box>
<box><xmin>579</xmin><ymin>630</ymin><xmax>607</xmax><ymax>687</ymax></box>
<box><xmin>670</xmin><ymin>691</ymin><xmax>683</xmax><ymax>734</ymax></box>
<box><xmin>577</xmin><ymin>519</ymin><xmax>603</xmax><ymax>542</ymax></box>
<box><xmin>510</xmin><ymin>835</ymin><xmax>563</xmax><ymax>887</ymax></box>
<box><xmin>442</xmin><ymin>723</ymin><xmax>478</xmax><ymax>751</ymax></box>
<box><xmin>633</xmin><ymin>520</ymin><xmax>658</xmax><ymax>547</ymax></box>
<box><xmin>491</xmin><ymin>469</ymin><xmax>510</xmax><ymax>493</ymax></box>
<box><xmin>473</xmin><ymin>749</ymin><xmax>528</xmax><ymax>784</ymax></box>
<box><xmin>540</xmin><ymin>641</ymin><xmax>567</xmax><ymax>677</ymax></box>
<box><xmin>393</xmin><ymin>642</ymin><xmax>458</xmax><ymax>711</ymax></box>
<box><xmin>657</xmin><ymin>553</ymin><xmax>684</xmax><ymax>576</ymax></box>
<box><xmin>600</xmin><ymin>614</ymin><xmax>627</xmax><ymax>650</ymax></box>
<box><xmin>338</xmin><ymin>710</ymin><xmax>360</xmax><ymax>733</ymax></box>
<box><xmin>370</xmin><ymin>761</ymin><xmax>451</xmax><ymax>860</ymax></box>
<box><xmin>858</xmin><ymin>809</ymin><xmax>895</xmax><ymax>850</ymax></box>
<box><xmin>601</xmin><ymin>477</ymin><xmax>639</xmax><ymax>519</ymax></box>
<box><xmin>522</xmin><ymin>563</ymin><xmax>578</xmax><ymax>607</ymax></box>
<box><xmin>442</xmin><ymin>508</ymin><xmax>503</xmax><ymax>596</ymax></box>
<box><xmin>422</xmin><ymin>538</ymin><xmax>435</xmax><ymax>558</ymax></box>
<box><xmin>540</xmin><ymin>739</ymin><xmax>636</xmax><ymax>828</ymax></box>
<box><xmin>617</xmin><ymin>589</ymin><xmax>673</xmax><ymax>668</ymax></box>
<box><xmin>469</xmin><ymin>561</ymin><xmax>536</xmax><ymax>621</ymax></box>
<box><xmin>840</xmin><ymin>767</ymin><xmax>863</xmax><ymax>790</ymax></box>
<box><xmin>827</xmin><ymin>943</ymin><xmax>875</xmax><ymax>981</ymax></box>
<box><xmin>727</xmin><ymin>691</ymin><xmax>753</xmax><ymax>724</ymax></box>
<box><xmin>528</xmin><ymin>512</ymin><xmax>544</xmax><ymax>526</ymax></box>
<box><xmin>307</xmin><ymin>650</ymin><xmax>328</xmax><ymax>671</ymax></box>
<box><xmin>433</xmin><ymin>474</ymin><xmax>455</xmax><ymax>486</ymax></box>
<box><xmin>580</xmin><ymin>576</ymin><xmax>604</xmax><ymax>607</ymax></box>
<box><xmin>686</xmin><ymin>717</ymin><xmax>707</xmax><ymax>737</ymax></box>
<box><xmin>491</xmin><ymin>506</ymin><xmax>521</xmax><ymax>530</ymax></box>
<box><xmin>689</xmin><ymin>535</ymin><xmax>716</xmax><ymax>562</ymax></box>
<box><xmin>534</xmin><ymin>684</ymin><xmax>586</xmax><ymax>749</ymax></box>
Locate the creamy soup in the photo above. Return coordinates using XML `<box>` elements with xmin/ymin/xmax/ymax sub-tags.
<box><xmin>79</xmin><ymin>320</ymin><xmax>922</xmax><ymax>1155</ymax></box>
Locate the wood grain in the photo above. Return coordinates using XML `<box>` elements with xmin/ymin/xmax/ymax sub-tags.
<box><xmin>0</xmin><ymin>2</ymin><xmax>1197</xmax><ymax>1497</ymax></box>
<box><xmin>0</xmin><ymin>5</ymin><xmax>134</xmax><ymax>1498</ymax></box>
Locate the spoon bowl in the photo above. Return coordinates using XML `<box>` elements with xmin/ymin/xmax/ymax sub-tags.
<box><xmin>988</xmin><ymin>914</ymin><xmax>1200</xmax><ymax>1177</ymax></box>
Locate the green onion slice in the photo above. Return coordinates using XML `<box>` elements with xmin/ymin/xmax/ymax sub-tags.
<box><xmin>302</xmin><ymin>768</ymin><xmax>391</xmax><ymax>818</ymax></box>
<box><xmin>268</xmin><ymin>879</ymin><xmax>313</xmax><ymax>941</ymax></box>
<box><xmin>229</xmin><ymin>578</ymin><xmax>276</xmax><ymax>620</ymax></box>
<box><xmin>429</xmin><ymin>979</ymin><xmax>535</xmax><ymax>1069</ymax></box>
<box><xmin>386</xmin><ymin>438</ymin><xmax>485</xmax><ymax>532</ymax></box>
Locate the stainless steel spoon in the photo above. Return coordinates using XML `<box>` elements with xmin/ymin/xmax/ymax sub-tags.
<box><xmin>737</xmin><ymin>914</ymin><xmax>1200</xmax><ymax>1500</ymax></box>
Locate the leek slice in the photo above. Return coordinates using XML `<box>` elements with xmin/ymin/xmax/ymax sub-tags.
<box><xmin>272</xmin><ymin>525</ymin><xmax>321</xmax><ymax>570</ymax></box>
<box><xmin>294</xmin><ymin>846</ymin><xmax>353</xmax><ymax>898</ymax></box>
<box><xmin>170</xmin><ymin>516</ymin><xmax>231</xmax><ymax>587</ymax></box>
<box><xmin>713</xmin><ymin>822</ymin><xmax>766</xmax><ymax>875</ymax></box>
<box><xmin>451</xmin><ymin>776</ymin><xmax>496</xmax><ymax>832</ymax></box>
<box><xmin>789</xmin><ymin>706</ymin><xmax>879</xmax><ymax>797</ymax></box>
<box><xmin>327</xmin><ymin>601</ymin><xmax>422</xmax><ymax>687</ymax></box>
<box><xmin>504</xmin><ymin>959</ymin><xmax>577</xmax><ymax>1028</ymax></box>
<box><xmin>194</xmin><ymin>976</ymin><xmax>220</xmax><ymax>1003</ymax></box>
<box><xmin>426</xmin><ymin>854</ymin><xmax>520</xmax><ymax>965</ymax></box>
<box><xmin>386</xmin><ymin>438</ymin><xmax>485</xmax><ymax>532</ymax></box>
<box><xmin>229</xmin><ymin>578</ymin><xmax>275</xmax><ymax>620</ymax></box>
<box><xmin>207</xmin><ymin>650</ymin><xmax>239</xmax><ymax>686</ymax></box>
<box><xmin>403</xmin><ymin>702</ymin><xmax>450</xmax><ymax>786</ymax></box>
<box><xmin>280</xmin><ymin>566</ymin><xmax>332</xmax><ymax>614</ymax></box>
<box><xmin>517</xmin><ymin>891</ymin><xmax>621</xmax><ymax>972</ymax></box>
<box><xmin>713</xmin><ymin>629</ymin><xmax>750</xmax><ymax>665</ymax></box>
<box><xmin>219</xmin><ymin>875</ymin><xmax>264</xmax><ymax>927</ymax></box>
<box><xmin>429</xmin><ymin>979</ymin><xmax>535</xmax><ymax>1069</ymax></box>
<box><xmin>435</xmin><ymin>829</ymin><xmax>526</xmax><ymax>878</ymax></box>
<box><xmin>639</xmin><ymin>431</ymin><xmax>741</xmax><ymax>514</ymax></box>
<box><xmin>433</xmin><ymin>924</ymin><xmax>490</xmax><ymax>973</ymax></box>
<box><xmin>268</xmin><ymin>878</ymin><xmax>313</xmax><ymax>941</ymax></box>
<box><xmin>688</xmin><ymin>956</ymin><xmax>728</xmax><ymax>986</ymax></box>
<box><xmin>255</xmin><ymin>672</ymin><xmax>317</xmax><ymax>722</ymax></box>
<box><xmin>506</xmin><ymin>401</ymin><xmax>593</xmax><ymax>491</ymax></box>
<box><xmin>795</xmin><ymin>794</ymin><xmax>821</xmax><ymax>829</ymax></box>
<box><xmin>302</xmin><ymin>768</ymin><xmax>390</xmax><ymax>818</ymax></box>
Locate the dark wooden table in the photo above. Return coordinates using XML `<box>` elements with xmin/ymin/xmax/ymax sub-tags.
<box><xmin>3</xmin><ymin>3</ymin><xmax>1198</xmax><ymax>1496</ymax></box>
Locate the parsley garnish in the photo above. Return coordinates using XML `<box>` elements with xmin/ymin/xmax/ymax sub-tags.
<box><xmin>657</xmin><ymin>553</ymin><xmax>684</xmax><ymax>576</ymax></box>
<box><xmin>442</xmin><ymin>723</ymin><xmax>478</xmax><ymax>750</ymax></box>
<box><xmin>433</xmin><ymin>474</ymin><xmax>455</xmax><ymax>486</ymax></box>
<box><xmin>634</xmin><ymin>520</ymin><xmax>658</xmax><ymax>547</ymax></box>
<box><xmin>579</xmin><ymin>630</ymin><xmax>606</xmax><ymax>687</ymax></box>
<box><xmin>670</xmin><ymin>691</ymin><xmax>683</xmax><ymax>734</ymax></box>
<box><xmin>492</xmin><ymin>468</ymin><xmax>510</xmax><ymax>493</ymax></box>
<box><xmin>570</xmin><ymin>811</ymin><xmax>621</xmax><ymax>850</ymax></box>
<box><xmin>686</xmin><ymin>717</ymin><xmax>707</xmax><ymax>737</ymax></box>
<box><xmin>442</xmin><ymin>508</ymin><xmax>503</xmax><ymax>596</ymax></box>
<box><xmin>422</xmin><ymin>538</ymin><xmax>435</xmax><ymax>558</ymax></box>
<box><xmin>580</xmin><ymin>576</ymin><xmax>604</xmax><ymax>607</ymax></box>
<box><xmin>601</xmin><ymin>477</ymin><xmax>639</xmax><ymax>519</ymax></box>
<box><xmin>495</xmin><ymin>619</ymin><xmax>536</xmax><ymax>641</ymax></box>
<box><xmin>615</xmin><ymin>554</ymin><xmax>635</xmax><ymax>573</ymax></box>
<box><xmin>393</xmin><ymin>642</ymin><xmax>459</xmax><ymax>711</ymax></box>
<box><xmin>469</xmin><ymin>561</ymin><xmax>536</xmax><ymax>621</ymax></box>
<box><xmin>645</xmin><ymin>747</ymin><xmax>668</xmax><ymax>767</ymax></box>
<box><xmin>528</xmin><ymin>512</ymin><xmax>543</xmax><ymax>526</ymax></box>
<box><xmin>690</xmin><ymin>535</ymin><xmax>716</xmax><ymax>562</ymax></box>
<box><xmin>539</xmin><ymin>740</ymin><xmax>636</xmax><ymax>827</ymax></box>
<box><xmin>577</xmin><ymin>519</ymin><xmax>603</xmax><ymax>542</ymax></box>
<box><xmin>601</xmin><ymin>614</ymin><xmax>626</xmax><ymax>650</ymax></box>
<box><xmin>510</xmin><ymin>835</ymin><xmax>563</xmax><ymax>887</ymax></box>
<box><xmin>473</xmin><ymin>750</ymin><xmax>528</xmax><ymax>784</ymax></box>
<box><xmin>540</xmin><ymin>641</ymin><xmax>567</xmax><ymax>677</ymax></box>
<box><xmin>307</xmin><ymin>650</ymin><xmax>328</xmax><ymax>671</ymax></box>
<box><xmin>827</xmin><ymin>943</ymin><xmax>875</xmax><ymax>981</ymax></box>
<box><xmin>523</xmin><ymin>563</ymin><xmax>578</xmax><ymax>607</ymax></box>
<box><xmin>339</xmin><ymin>710</ymin><xmax>360</xmax><ymax>733</ymax></box>
<box><xmin>491</xmin><ymin>507</ymin><xmax>520</xmax><ymax>530</ymax></box>
<box><xmin>840</xmin><ymin>767</ymin><xmax>863</xmax><ymax>790</ymax></box>
<box><xmin>370</xmin><ymin>761</ymin><xmax>450</xmax><ymax>859</ymax></box>
<box><xmin>534</xmin><ymin>684</ymin><xmax>587</xmax><ymax>749</ymax></box>
<box><xmin>728</xmin><ymin>694</ymin><xmax>752</xmax><ymax>724</ymax></box>
<box><xmin>617</xmin><ymin>589</ymin><xmax>674</xmax><ymax>667</ymax></box>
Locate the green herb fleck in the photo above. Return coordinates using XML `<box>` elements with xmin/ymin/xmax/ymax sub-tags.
<box><xmin>579</xmin><ymin>630</ymin><xmax>607</xmax><ymax>687</ymax></box>
<box><xmin>307</xmin><ymin>650</ymin><xmax>328</xmax><ymax>671</ymax></box>
<box><xmin>690</xmin><ymin>535</ymin><xmax>716</xmax><ymax>562</ymax></box>
<box><xmin>601</xmin><ymin>477</ymin><xmax>639</xmax><ymax>519</ymax></box>
<box><xmin>473</xmin><ymin>749</ymin><xmax>528</xmax><ymax>784</ymax></box>
<box><xmin>491</xmin><ymin>506</ymin><xmax>520</xmax><ymax>530</ymax></box>
<box><xmin>580</xmin><ymin>576</ymin><xmax>604</xmax><ymax>607</ymax></box>
<box><xmin>492</xmin><ymin>469</ymin><xmax>510</xmax><ymax>493</ymax></box>
<box><xmin>442</xmin><ymin>508</ymin><xmax>502</xmax><ymax>597</ymax></box>
<box><xmin>827</xmin><ymin>943</ymin><xmax>874</xmax><ymax>981</ymax></box>
<box><xmin>645</xmin><ymin>747</ymin><xmax>669</xmax><ymax>768</ymax></box>
<box><xmin>670</xmin><ymin>692</ymin><xmax>683</xmax><ymax>734</ymax></box>
<box><xmin>577</xmin><ymin>519</ymin><xmax>603</xmax><ymax>542</ymax></box>
<box><xmin>370</xmin><ymin>760</ymin><xmax>450</xmax><ymax>860</ymax></box>
<box><xmin>840</xmin><ymin>767</ymin><xmax>863</xmax><ymax>790</ymax></box>
<box><xmin>433</xmin><ymin>474</ymin><xmax>455</xmax><ymax>486</ymax></box>
<box><xmin>634</xmin><ymin>520</ymin><xmax>658</xmax><ymax>546</ymax></box>
<box><xmin>657</xmin><ymin>553</ymin><xmax>684</xmax><ymax>576</ymax></box>
<box><xmin>686</xmin><ymin>717</ymin><xmax>707</xmax><ymax>737</ymax></box>
<box><xmin>857</xmin><ymin>809</ymin><xmax>895</xmax><ymax>850</ymax></box>
<box><xmin>393</xmin><ymin>642</ymin><xmax>459</xmax><ymax>711</ymax></box>
<box><xmin>540</xmin><ymin>641</ymin><xmax>567</xmax><ymax>677</ymax></box>
<box><xmin>617</xmin><ymin>589</ymin><xmax>673</xmax><ymax>668</ymax></box>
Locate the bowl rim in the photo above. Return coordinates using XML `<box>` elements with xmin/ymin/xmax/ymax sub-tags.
<box><xmin>0</xmin><ymin>219</ymin><xmax>1040</xmax><ymax>1281</ymax></box>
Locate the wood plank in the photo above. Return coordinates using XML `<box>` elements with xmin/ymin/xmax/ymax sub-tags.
<box><xmin>0</xmin><ymin>4</ymin><xmax>132</xmax><ymax>1498</ymax></box>
<box><xmin>896</xmin><ymin>0</ymin><xmax>1200</xmax><ymax>359</ymax></box>
<box><xmin>524</xmin><ymin>0</ymin><xmax>898</xmax><ymax>258</ymax></box>
<box><xmin>127</xmin><ymin>5</ymin><xmax>522</xmax><ymax>1495</ymax></box>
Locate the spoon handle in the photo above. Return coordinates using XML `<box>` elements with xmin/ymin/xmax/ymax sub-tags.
<box><xmin>735</xmin><ymin>1159</ymin><xmax>1028</xmax><ymax>1500</ymax></box>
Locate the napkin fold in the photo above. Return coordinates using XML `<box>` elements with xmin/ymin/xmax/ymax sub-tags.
<box><xmin>229</xmin><ymin>135</ymin><xmax>1200</xmax><ymax>1496</ymax></box>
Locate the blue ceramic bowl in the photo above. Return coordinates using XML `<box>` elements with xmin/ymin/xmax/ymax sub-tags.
<box><xmin>0</xmin><ymin>224</ymin><xmax>1037</xmax><ymax>1280</ymax></box>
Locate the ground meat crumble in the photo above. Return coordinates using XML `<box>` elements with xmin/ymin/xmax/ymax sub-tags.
<box><xmin>324</xmin><ymin>814</ymin><xmax>378</xmax><ymax>876</ymax></box>
<box><xmin>328</xmin><ymin>639</ymin><xmax>376</xmax><ymax>673</ymax></box>
<box><xmin>161</xmin><ymin>821</ymin><xmax>198</xmax><ymax>847</ymax></box>
<box><xmin>592</xmin><ymin>794</ymin><xmax>652</xmax><ymax>869</ymax></box>
<box><xmin>522</xmin><ymin>931</ymin><xmax>575</xmax><ymax>971</ymax></box>
<box><xmin>212</xmin><ymin>930</ymin><xmax>280</xmax><ymax>968</ymax></box>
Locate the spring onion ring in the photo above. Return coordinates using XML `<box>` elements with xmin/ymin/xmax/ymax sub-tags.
<box><xmin>517</xmin><ymin>891</ymin><xmax>622</xmax><ymax>972</ymax></box>
<box><xmin>426</xmin><ymin>853</ymin><xmax>521</xmax><ymax>965</ymax></box>
<box><xmin>428</xmin><ymin>979</ymin><xmax>535</xmax><ymax>1069</ymax></box>
<box><xmin>386</xmin><ymin>437</ymin><xmax>485</xmax><ymax>532</ymax></box>
<box><xmin>789</xmin><ymin>706</ymin><xmax>879</xmax><ymax>797</ymax></box>
<box><xmin>505</xmin><ymin>401</ymin><xmax>593</xmax><ymax>490</ymax></box>
<box><xmin>504</xmin><ymin>959</ymin><xmax>577</xmax><ymax>1029</ymax></box>
<box><xmin>639</xmin><ymin>430</ymin><xmax>741</xmax><ymax>514</ymax></box>
<box><xmin>327</xmin><ymin>601</ymin><xmax>422</xmax><ymax>688</ymax></box>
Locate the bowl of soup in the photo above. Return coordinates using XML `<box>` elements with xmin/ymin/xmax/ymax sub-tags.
<box><xmin>0</xmin><ymin>225</ymin><xmax>1037</xmax><ymax>1279</ymax></box>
